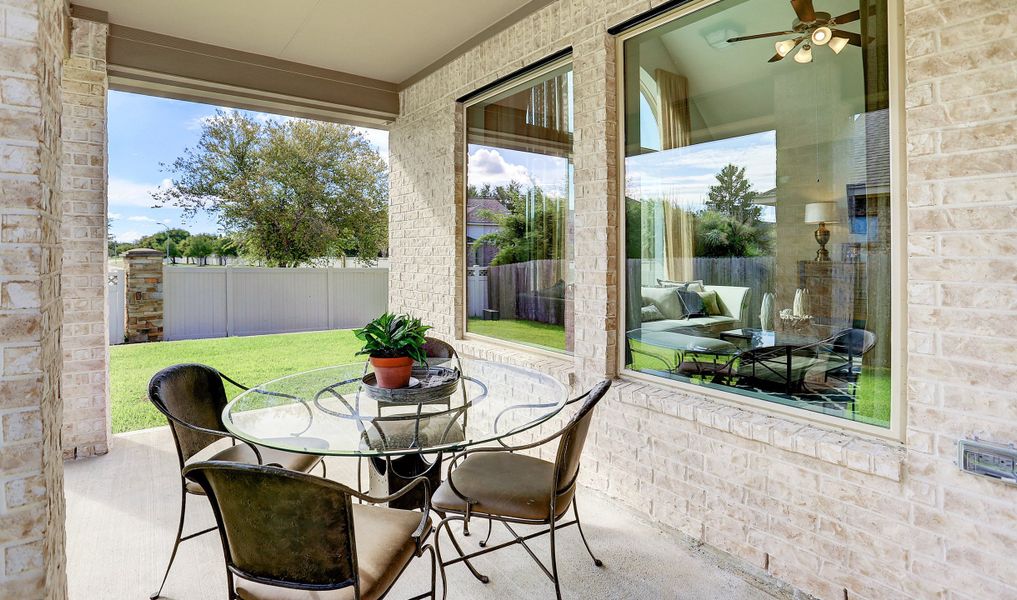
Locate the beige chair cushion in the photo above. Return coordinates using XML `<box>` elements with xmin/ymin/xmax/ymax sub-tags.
<box><xmin>432</xmin><ymin>452</ymin><xmax>571</xmax><ymax>522</ymax></box>
<box><xmin>235</xmin><ymin>504</ymin><xmax>428</xmax><ymax>600</ymax></box>
<box><xmin>185</xmin><ymin>444</ymin><xmax>320</xmax><ymax>495</ymax></box>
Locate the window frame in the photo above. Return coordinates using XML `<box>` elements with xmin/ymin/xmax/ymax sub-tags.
<box><xmin>458</xmin><ymin>53</ymin><xmax>576</xmax><ymax>358</ymax></box>
<box><xmin>613</xmin><ymin>0</ymin><xmax>908</xmax><ymax>442</ymax></box>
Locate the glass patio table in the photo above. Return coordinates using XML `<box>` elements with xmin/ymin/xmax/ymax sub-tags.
<box><xmin>221</xmin><ymin>358</ymin><xmax>570</xmax><ymax>458</ymax></box>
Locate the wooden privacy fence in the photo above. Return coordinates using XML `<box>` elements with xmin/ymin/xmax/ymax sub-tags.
<box><xmin>485</xmin><ymin>259</ymin><xmax>568</xmax><ymax>324</ymax></box>
<box><xmin>161</xmin><ymin>266</ymin><xmax>388</xmax><ymax>341</ymax></box>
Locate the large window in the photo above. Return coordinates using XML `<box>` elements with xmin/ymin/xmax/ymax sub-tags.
<box><xmin>465</xmin><ymin>58</ymin><xmax>574</xmax><ymax>353</ymax></box>
<box><xmin>622</xmin><ymin>0</ymin><xmax>893</xmax><ymax>429</ymax></box>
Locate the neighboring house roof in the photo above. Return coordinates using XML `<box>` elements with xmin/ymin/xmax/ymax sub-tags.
<box><xmin>467</xmin><ymin>197</ymin><xmax>509</xmax><ymax>224</ymax></box>
<box><xmin>755</xmin><ymin>187</ymin><xmax>776</xmax><ymax>205</ymax></box>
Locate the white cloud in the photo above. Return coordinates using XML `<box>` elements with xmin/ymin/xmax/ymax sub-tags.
<box><xmin>468</xmin><ymin>148</ymin><xmax>532</xmax><ymax>188</ymax></box>
<box><xmin>126</xmin><ymin>215</ymin><xmax>156</xmax><ymax>222</ymax></box>
<box><xmin>108</xmin><ymin>177</ymin><xmax>174</xmax><ymax>208</ymax></box>
<box><xmin>108</xmin><ymin>212</ymin><xmax>122</xmax><ymax>220</ymax></box>
<box><xmin>116</xmin><ymin>230</ymin><xmax>143</xmax><ymax>242</ymax></box>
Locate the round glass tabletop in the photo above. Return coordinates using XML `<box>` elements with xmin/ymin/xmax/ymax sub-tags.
<box><xmin>222</xmin><ymin>358</ymin><xmax>569</xmax><ymax>457</ymax></box>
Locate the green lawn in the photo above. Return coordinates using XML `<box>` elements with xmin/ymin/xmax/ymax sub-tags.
<box><xmin>466</xmin><ymin>318</ymin><xmax>566</xmax><ymax>352</ymax></box>
<box><xmin>111</xmin><ymin>329</ymin><xmax>364</xmax><ymax>433</ymax></box>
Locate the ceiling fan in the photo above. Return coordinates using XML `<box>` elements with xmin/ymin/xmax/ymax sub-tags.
<box><xmin>726</xmin><ymin>0</ymin><xmax>862</xmax><ymax>64</ymax></box>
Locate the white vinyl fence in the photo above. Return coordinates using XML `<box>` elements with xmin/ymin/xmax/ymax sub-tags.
<box><xmin>163</xmin><ymin>266</ymin><xmax>388</xmax><ymax>340</ymax></box>
<box><xmin>107</xmin><ymin>268</ymin><xmax>125</xmax><ymax>344</ymax></box>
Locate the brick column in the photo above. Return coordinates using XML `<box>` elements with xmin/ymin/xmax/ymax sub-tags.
<box><xmin>60</xmin><ymin>15</ymin><xmax>109</xmax><ymax>459</ymax></box>
<box><xmin>123</xmin><ymin>248</ymin><xmax>164</xmax><ymax>343</ymax></box>
<box><xmin>0</xmin><ymin>0</ymin><xmax>70</xmax><ymax>596</ymax></box>
<box><xmin>571</xmin><ymin>31</ymin><xmax>619</xmax><ymax>382</ymax></box>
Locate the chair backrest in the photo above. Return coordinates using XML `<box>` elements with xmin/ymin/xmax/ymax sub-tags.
<box><xmin>554</xmin><ymin>380</ymin><xmax>611</xmax><ymax>496</ymax></box>
<box><xmin>182</xmin><ymin>461</ymin><xmax>358</xmax><ymax>593</ymax></box>
<box><xmin>831</xmin><ymin>328</ymin><xmax>877</xmax><ymax>357</ymax></box>
<box><xmin>422</xmin><ymin>337</ymin><xmax>458</xmax><ymax>360</ymax></box>
<box><xmin>148</xmin><ymin>364</ymin><xmax>231</xmax><ymax>463</ymax></box>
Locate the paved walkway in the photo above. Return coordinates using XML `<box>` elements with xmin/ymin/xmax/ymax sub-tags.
<box><xmin>65</xmin><ymin>427</ymin><xmax>788</xmax><ymax>599</ymax></box>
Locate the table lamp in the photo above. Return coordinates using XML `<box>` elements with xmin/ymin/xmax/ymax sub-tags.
<box><xmin>804</xmin><ymin>202</ymin><xmax>839</xmax><ymax>261</ymax></box>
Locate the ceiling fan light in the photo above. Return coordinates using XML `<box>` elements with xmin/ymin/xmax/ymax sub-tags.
<box><xmin>811</xmin><ymin>26</ymin><xmax>832</xmax><ymax>45</ymax></box>
<box><xmin>829</xmin><ymin>36</ymin><xmax>849</xmax><ymax>54</ymax></box>
<box><xmin>794</xmin><ymin>44</ymin><xmax>813</xmax><ymax>63</ymax></box>
<box><xmin>775</xmin><ymin>39</ymin><xmax>797</xmax><ymax>57</ymax></box>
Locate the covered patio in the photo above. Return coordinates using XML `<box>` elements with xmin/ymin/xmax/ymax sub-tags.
<box><xmin>2</xmin><ymin>0</ymin><xmax>1017</xmax><ymax>599</ymax></box>
<box><xmin>65</xmin><ymin>427</ymin><xmax>787</xmax><ymax>600</ymax></box>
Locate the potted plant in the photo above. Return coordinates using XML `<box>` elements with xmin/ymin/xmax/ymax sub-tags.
<box><xmin>354</xmin><ymin>313</ymin><xmax>431</xmax><ymax>389</ymax></box>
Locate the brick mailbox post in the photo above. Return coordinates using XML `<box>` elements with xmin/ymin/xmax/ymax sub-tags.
<box><xmin>123</xmin><ymin>248</ymin><xmax>165</xmax><ymax>343</ymax></box>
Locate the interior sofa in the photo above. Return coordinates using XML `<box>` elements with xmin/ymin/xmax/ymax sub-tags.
<box><xmin>639</xmin><ymin>285</ymin><xmax>750</xmax><ymax>335</ymax></box>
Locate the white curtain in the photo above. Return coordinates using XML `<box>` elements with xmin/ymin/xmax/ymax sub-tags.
<box><xmin>654</xmin><ymin>69</ymin><xmax>691</xmax><ymax>151</ymax></box>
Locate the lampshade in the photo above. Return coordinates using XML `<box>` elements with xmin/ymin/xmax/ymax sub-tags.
<box><xmin>829</xmin><ymin>36</ymin><xmax>849</xmax><ymax>54</ymax></box>
<box><xmin>811</xmin><ymin>26</ymin><xmax>832</xmax><ymax>45</ymax></box>
<box><xmin>804</xmin><ymin>202</ymin><xmax>839</xmax><ymax>224</ymax></box>
<box><xmin>794</xmin><ymin>44</ymin><xmax>813</xmax><ymax>64</ymax></box>
<box><xmin>775</xmin><ymin>39</ymin><xmax>797</xmax><ymax>57</ymax></box>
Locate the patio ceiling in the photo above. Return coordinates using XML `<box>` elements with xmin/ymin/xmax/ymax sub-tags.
<box><xmin>74</xmin><ymin>0</ymin><xmax>552</xmax><ymax>126</ymax></box>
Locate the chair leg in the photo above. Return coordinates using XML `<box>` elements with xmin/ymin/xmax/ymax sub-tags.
<box><xmin>434</xmin><ymin>516</ymin><xmax>490</xmax><ymax>585</ymax></box>
<box><xmin>478</xmin><ymin>518</ymin><xmax>494</xmax><ymax>548</ymax></box>
<box><xmin>573</xmin><ymin>499</ymin><xmax>603</xmax><ymax>567</ymax></box>
<box><xmin>427</xmin><ymin>544</ymin><xmax>439</xmax><ymax>600</ymax></box>
<box><xmin>319</xmin><ymin>458</ymin><xmax>327</xmax><ymax>478</ymax></box>
<box><xmin>356</xmin><ymin>456</ymin><xmax>364</xmax><ymax>501</ymax></box>
<box><xmin>548</xmin><ymin>519</ymin><xmax>562</xmax><ymax>600</ymax></box>
<box><xmin>151</xmin><ymin>486</ymin><xmax>188</xmax><ymax>599</ymax></box>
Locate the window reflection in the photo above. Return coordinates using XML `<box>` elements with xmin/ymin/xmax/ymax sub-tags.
<box><xmin>623</xmin><ymin>0</ymin><xmax>892</xmax><ymax>428</ymax></box>
<box><xmin>465</xmin><ymin>62</ymin><xmax>575</xmax><ymax>354</ymax></box>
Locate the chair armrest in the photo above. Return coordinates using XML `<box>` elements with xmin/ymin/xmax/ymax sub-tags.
<box><xmin>159</xmin><ymin>408</ymin><xmax>266</xmax><ymax>465</ymax></box>
<box><xmin>347</xmin><ymin>476</ymin><xmax>432</xmax><ymax>541</ymax></box>
<box><xmin>217</xmin><ymin>371</ymin><xmax>250</xmax><ymax>391</ymax></box>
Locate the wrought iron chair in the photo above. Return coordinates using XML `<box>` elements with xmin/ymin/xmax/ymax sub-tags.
<box><xmin>430</xmin><ymin>380</ymin><xmax>611</xmax><ymax>600</ymax></box>
<box><xmin>817</xmin><ymin>328</ymin><xmax>877</xmax><ymax>381</ymax></box>
<box><xmin>182</xmin><ymin>461</ymin><xmax>437</xmax><ymax>600</ymax></box>
<box><xmin>147</xmin><ymin>364</ymin><xmax>325</xmax><ymax>599</ymax></box>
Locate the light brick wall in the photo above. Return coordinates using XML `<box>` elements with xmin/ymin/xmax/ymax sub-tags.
<box><xmin>389</xmin><ymin>0</ymin><xmax>1017</xmax><ymax>598</ymax></box>
<box><xmin>59</xmin><ymin>16</ymin><xmax>109</xmax><ymax>459</ymax></box>
<box><xmin>0</xmin><ymin>0</ymin><xmax>69</xmax><ymax>597</ymax></box>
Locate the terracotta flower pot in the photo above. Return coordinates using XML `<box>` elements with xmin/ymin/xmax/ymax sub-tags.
<box><xmin>370</xmin><ymin>355</ymin><xmax>414</xmax><ymax>389</ymax></box>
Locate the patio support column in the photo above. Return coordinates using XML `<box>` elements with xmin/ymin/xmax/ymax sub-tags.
<box><xmin>123</xmin><ymin>248</ymin><xmax>165</xmax><ymax>343</ymax></box>
<box><xmin>60</xmin><ymin>14</ymin><xmax>110</xmax><ymax>459</ymax></box>
<box><xmin>571</xmin><ymin>31</ymin><xmax>619</xmax><ymax>382</ymax></box>
<box><xmin>0</xmin><ymin>0</ymin><xmax>70</xmax><ymax>596</ymax></box>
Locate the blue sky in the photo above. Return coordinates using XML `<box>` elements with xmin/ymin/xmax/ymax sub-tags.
<box><xmin>624</xmin><ymin>130</ymin><xmax>776</xmax><ymax>208</ymax></box>
<box><xmin>107</xmin><ymin>90</ymin><xmax>388</xmax><ymax>242</ymax></box>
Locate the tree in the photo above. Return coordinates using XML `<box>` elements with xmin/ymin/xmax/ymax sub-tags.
<box><xmin>137</xmin><ymin>228</ymin><xmax>190</xmax><ymax>252</ymax></box>
<box><xmin>165</xmin><ymin>239</ymin><xmax>182</xmax><ymax>264</ymax></box>
<box><xmin>154</xmin><ymin>111</ymin><xmax>388</xmax><ymax>267</ymax></box>
<box><xmin>181</xmin><ymin>233</ymin><xmax>216</xmax><ymax>265</ymax></box>
<box><xmin>694</xmin><ymin>210</ymin><xmax>772</xmax><ymax>257</ymax></box>
<box><xmin>693</xmin><ymin>164</ymin><xmax>772</xmax><ymax>257</ymax></box>
<box><xmin>471</xmin><ymin>182</ymin><xmax>568</xmax><ymax>266</ymax></box>
<box><xmin>705</xmin><ymin>164</ymin><xmax>762</xmax><ymax>223</ymax></box>
<box><xmin>212</xmin><ymin>235</ymin><xmax>238</xmax><ymax>265</ymax></box>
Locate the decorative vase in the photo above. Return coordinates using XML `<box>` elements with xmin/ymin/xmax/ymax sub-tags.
<box><xmin>760</xmin><ymin>292</ymin><xmax>775</xmax><ymax>331</ymax></box>
<box><xmin>370</xmin><ymin>355</ymin><xmax>414</xmax><ymax>388</ymax></box>
<box><xmin>792</xmin><ymin>288</ymin><xmax>811</xmax><ymax>317</ymax></box>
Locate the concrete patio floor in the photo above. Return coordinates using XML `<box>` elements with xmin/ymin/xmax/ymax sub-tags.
<box><xmin>65</xmin><ymin>427</ymin><xmax>793</xmax><ymax>599</ymax></box>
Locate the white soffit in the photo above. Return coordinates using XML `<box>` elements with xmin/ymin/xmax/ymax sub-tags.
<box><xmin>78</xmin><ymin>0</ymin><xmax>538</xmax><ymax>84</ymax></box>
